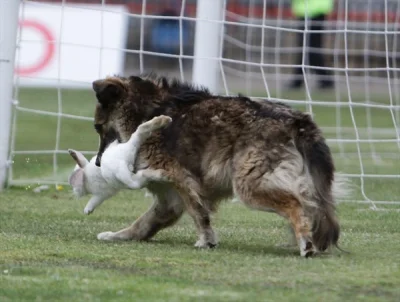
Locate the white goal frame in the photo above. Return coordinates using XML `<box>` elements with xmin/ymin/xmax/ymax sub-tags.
<box><xmin>0</xmin><ymin>0</ymin><xmax>20</xmax><ymax>191</ymax></box>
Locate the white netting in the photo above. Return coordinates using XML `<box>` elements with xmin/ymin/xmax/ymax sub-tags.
<box><xmin>7</xmin><ymin>0</ymin><xmax>400</xmax><ymax>206</ymax></box>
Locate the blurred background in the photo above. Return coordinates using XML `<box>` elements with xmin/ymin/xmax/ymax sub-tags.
<box><xmin>29</xmin><ymin>0</ymin><xmax>400</xmax><ymax>95</ymax></box>
<box><xmin>5</xmin><ymin>0</ymin><xmax>400</xmax><ymax>204</ymax></box>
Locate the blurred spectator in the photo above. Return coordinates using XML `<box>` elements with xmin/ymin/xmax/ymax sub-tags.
<box><xmin>288</xmin><ymin>0</ymin><xmax>335</xmax><ymax>90</ymax></box>
<box><xmin>150</xmin><ymin>8</ymin><xmax>190</xmax><ymax>55</ymax></box>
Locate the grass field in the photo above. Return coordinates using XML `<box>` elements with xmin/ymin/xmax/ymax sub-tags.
<box><xmin>1</xmin><ymin>189</ymin><xmax>400</xmax><ymax>301</ymax></box>
<box><xmin>1</xmin><ymin>87</ymin><xmax>399</xmax><ymax>301</ymax></box>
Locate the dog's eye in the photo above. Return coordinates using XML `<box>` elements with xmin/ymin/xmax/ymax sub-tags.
<box><xmin>94</xmin><ymin>124</ymin><xmax>102</xmax><ymax>132</ymax></box>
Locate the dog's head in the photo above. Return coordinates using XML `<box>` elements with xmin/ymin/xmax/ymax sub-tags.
<box><xmin>92</xmin><ymin>76</ymin><xmax>128</xmax><ymax>166</ymax></box>
<box><xmin>92</xmin><ymin>75</ymin><xmax>163</xmax><ymax>167</ymax></box>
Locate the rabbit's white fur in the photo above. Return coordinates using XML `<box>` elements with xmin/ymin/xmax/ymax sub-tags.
<box><xmin>68</xmin><ymin>116</ymin><xmax>172</xmax><ymax>215</ymax></box>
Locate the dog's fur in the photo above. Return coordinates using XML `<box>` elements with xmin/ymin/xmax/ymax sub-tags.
<box><xmin>68</xmin><ymin>115</ymin><xmax>171</xmax><ymax>215</ymax></box>
<box><xmin>90</xmin><ymin>74</ymin><xmax>348</xmax><ymax>256</ymax></box>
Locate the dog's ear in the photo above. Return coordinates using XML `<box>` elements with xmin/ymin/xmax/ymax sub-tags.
<box><xmin>129</xmin><ymin>77</ymin><xmax>158</xmax><ymax>95</ymax></box>
<box><xmin>68</xmin><ymin>149</ymin><xmax>89</xmax><ymax>168</ymax></box>
<box><xmin>129</xmin><ymin>76</ymin><xmax>143</xmax><ymax>83</ymax></box>
<box><xmin>92</xmin><ymin>80</ymin><xmax>123</xmax><ymax>107</ymax></box>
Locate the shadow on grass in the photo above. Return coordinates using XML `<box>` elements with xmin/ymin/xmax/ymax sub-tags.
<box><xmin>93</xmin><ymin>236</ymin><xmax>318</xmax><ymax>258</ymax></box>
<box><xmin>85</xmin><ymin>227</ymin><xmax>350</xmax><ymax>259</ymax></box>
<box><xmin>149</xmin><ymin>238</ymin><xmax>347</xmax><ymax>258</ymax></box>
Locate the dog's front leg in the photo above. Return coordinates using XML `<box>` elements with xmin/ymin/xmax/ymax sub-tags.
<box><xmin>175</xmin><ymin>186</ymin><xmax>218</xmax><ymax>249</ymax></box>
<box><xmin>97</xmin><ymin>185</ymin><xmax>184</xmax><ymax>241</ymax></box>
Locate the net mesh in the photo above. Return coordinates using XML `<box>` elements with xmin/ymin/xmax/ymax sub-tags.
<box><xmin>8</xmin><ymin>0</ymin><xmax>400</xmax><ymax>206</ymax></box>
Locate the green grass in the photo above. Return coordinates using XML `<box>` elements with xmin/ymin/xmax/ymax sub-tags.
<box><xmin>1</xmin><ymin>88</ymin><xmax>399</xmax><ymax>301</ymax></box>
<box><xmin>1</xmin><ymin>188</ymin><xmax>400</xmax><ymax>302</ymax></box>
<box><xmin>11</xmin><ymin>88</ymin><xmax>98</xmax><ymax>182</ymax></box>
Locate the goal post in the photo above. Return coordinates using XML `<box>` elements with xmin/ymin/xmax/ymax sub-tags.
<box><xmin>192</xmin><ymin>0</ymin><xmax>225</xmax><ymax>93</ymax></box>
<box><xmin>0</xmin><ymin>0</ymin><xmax>21</xmax><ymax>191</ymax></box>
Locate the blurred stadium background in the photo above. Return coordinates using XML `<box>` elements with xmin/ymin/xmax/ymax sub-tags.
<box><xmin>33</xmin><ymin>0</ymin><xmax>400</xmax><ymax>86</ymax></box>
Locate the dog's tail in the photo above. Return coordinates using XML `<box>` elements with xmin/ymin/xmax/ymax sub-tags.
<box><xmin>294</xmin><ymin>115</ymin><xmax>350</xmax><ymax>252</ymax></box>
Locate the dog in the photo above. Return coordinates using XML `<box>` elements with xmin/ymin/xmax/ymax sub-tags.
<box><xmin>68</xmin><ymin>115</ymin><xmax>171</xmax><ymax>216</ymax></box>
<box><xmin>89</xmin><ymin>74</ymin><xmax>349</xmax><ymax>257</ymax></box>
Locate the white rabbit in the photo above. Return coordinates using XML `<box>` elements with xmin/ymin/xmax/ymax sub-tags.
<box><xmin>68</xmin><ymin>115</ymin><xmax>172</xmax><ymax>215</ymax></box>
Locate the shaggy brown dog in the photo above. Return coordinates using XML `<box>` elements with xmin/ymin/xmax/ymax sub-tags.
<box><xmin>91</xmin><ymin>74</ymin><xmax>346</xmax><ymax>257</ymax></box>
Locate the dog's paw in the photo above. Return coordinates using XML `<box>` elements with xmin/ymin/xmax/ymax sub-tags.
<box><xmin>97</xmin><ymin>231</ymin><xmax>116</xmax><ymax>241</ymax></box>
<box><xmin>194</xmin><ymin>233</ymin><xmax>218</xmax><ymax>249</ymax></box>
<box><xmin>299</xmin><ymin>238</ymin><xmax>318</xmax><ymax>258</ymax></box>
<box><xmin>83</xmin><ymin>206</ymin><xmax>94</xmax><ymax>215</ymax></box>
<box><xmin>194</xmin><ymin>239</ymin><xmax>217</xmax><ymax>249</ymax></box>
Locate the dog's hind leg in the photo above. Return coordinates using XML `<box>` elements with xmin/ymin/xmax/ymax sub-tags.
<box><xmin>234</xmin><ymin>180</ymin><xmax>315</xmax><ymax>257</ymax></box>
<box><xmin>97</xmin><ymin>185</ymin><xmax>184</xmax><ymax>241</ymax></box>
<box><xmin>284</xmin><ymin>201</ymin><xmax>315</xmax><ymax>257</ymax></box>
<box><xmin>232</xmin><ymin>146</ymin><xmax>317</xmax><ymax>257</ymax></box>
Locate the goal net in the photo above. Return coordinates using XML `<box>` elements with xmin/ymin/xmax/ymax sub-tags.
<box><xmin>4</xmin><ymin>0</ymin><xmax>400</xmax><ymax>206</ymax></box>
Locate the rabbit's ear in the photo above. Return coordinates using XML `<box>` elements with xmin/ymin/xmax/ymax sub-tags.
<box><xmin>68</xmin><ymin>168</ymin><xmax>84</xmax><ymax>188</ymax></box>
<box><xmin>68</xmin><ymin>149</ymin><xmax>89</xmax><ymax>168</ymax></box>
